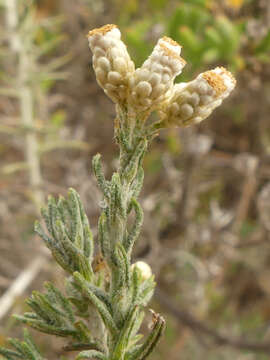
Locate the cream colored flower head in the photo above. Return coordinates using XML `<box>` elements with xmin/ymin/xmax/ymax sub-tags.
<box><xmin>131</xmin><ymin>261</ymin><xmax>152</xmax><ymax>281</ymax></box>
<box><xmin>87</xmin><ymin>25</ymin><xmax>236</xmax><ymax>126</ymax></box>
<box><xmin>87</xmin><ymin>24</ymin><xmax>135</xmax><ymax>103</ymax></box>
<box><xmin>160</xmin><ymin>67</ymin><xmax>236</xmax><ymax>127</ymax></box>
<box><xmin>130</xmin><ymin>36</ymin><xmax>186</xmax><ymax>111</ymax></box>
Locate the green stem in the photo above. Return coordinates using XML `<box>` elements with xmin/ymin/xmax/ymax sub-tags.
<box><xmin>99</xmin><ymin>106</ymin><xmax>148</xmax><ymax>351</ymax></box>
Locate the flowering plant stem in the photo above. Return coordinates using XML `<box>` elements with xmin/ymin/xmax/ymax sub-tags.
<box><xmin>0</xmin><ymin>99</ymin><xmax>163</xmax><ymax>360</ymax></box>
<box><xmin>90</xmin><ymin>103</ymin><xmax>162</xmax><ymax>358</ymax></box>
<box><xmin>0</xmin><ymin>23</ymin><xmax>235</xmax><ymax>360</ymax></box>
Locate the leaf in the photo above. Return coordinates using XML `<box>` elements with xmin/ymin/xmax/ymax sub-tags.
<box><xmin>124</xmin><ymin>198</ymin><xmax>143</xmax><ymax>254</ymax></box>
<box><xmin>128</xmin><ymin>313</ymin><xmax>165</xmax><ymax>360</ymax></box>
<box><xmin>255</xmin><ymin>30</ymin><xmax>270</xmax><ymax>54</ymax></box>
<box><xmin>76</xmin><ymin>350</ymin><xmax>107</xmax><ymax>360</ymax></box>
<box><xmin>111</xmin><ymin>306</ymin><xmax>140</xmax><ymax>360</ymax></box>
<box><xmin>73</xmin><ymin>272</ymin><xmax>118</xmax><ymax>336</ymax></box>
<box><xmin>0</xmin><ymin>329</ymin><xmax>45</xmax><ymax>360</ymax></box>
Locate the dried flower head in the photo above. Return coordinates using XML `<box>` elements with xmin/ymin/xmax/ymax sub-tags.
<box><xmin>87</xmin><ymin>24</ymin><xmax>236</xmax><ymax>128</ymax></box>
<box><xmin>129</xmin><ymin>36</ymin><xmax>186</xmax><ymax>111</ymax></box>
<box><xmin>87</xmin><ymin>24</ymin><xmax>135</xmax><ymax>103</ymax></box>
<box><xmin>160</xmin><ymin>67</ymin><xmax>236</xmax><ymax>127</ymax></box>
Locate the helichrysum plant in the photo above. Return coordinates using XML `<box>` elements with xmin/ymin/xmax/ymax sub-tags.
<box><xmin>0</xmin><ymin>24</ymin><xmax>236</xmax><ymax>360</ymax></box>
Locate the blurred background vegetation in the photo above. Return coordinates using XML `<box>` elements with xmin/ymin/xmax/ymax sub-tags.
<box><xmin>1</xmin><ymin>0</ymin><xmax>270</xmax><ymax>358</ymax></box>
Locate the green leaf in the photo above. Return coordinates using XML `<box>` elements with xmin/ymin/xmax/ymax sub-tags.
<box><xmin>0</xmin><ymin>330</ymin><xmax>44</xmax><ymax>360</ymax></box>
<box><xmin>98</xmin><ymin>212</ymin><xmax>111</xmax><ymax>260</ymax></box>
<box><xmin>124</xmin><ymin>198</ymin><xmax>143</xmax><ymax>254</ymax></box>
<box><xmin>73</xmin><ymin>272</ymin><xmax>118</xmax><ymax>336</ymax></box>
<box><xmin>255</xmin><ymin>30</ymin><xmax>270</xmax><ymax>54</ymax></box>
<box><xmin>128</xmin><ymin>312</ymin><xmax>165</xmax><ymax>360</ymax></box>
<box><xmin>92</xmin><ymin>154</ymin><xmax>110</xmax><ymax>200</ymax></box>
<box><xmin>111</xmin><ymin>306</ymin><xmax>140</xmax><ymax>360</ymax></box>
<box><xmin>76</xmin><ymin>350</ymin><xmax>107</xmax><ymax>360</ymax></box>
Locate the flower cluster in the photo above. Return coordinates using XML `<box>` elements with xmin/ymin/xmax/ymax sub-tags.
<box><xmin>159</xmin><ymin>67</ymin><xmax>236</xmax><ymax>127</ymax></box>
<box><xmin>129</xmin><ymin>37</ymin><xmax>186</xmax><ymax>111</ymax></box>
<box><xmin>88</xmin><ymin>24</ymin><xmax>135</xmax><ymax>103</ymax></box>
<box><xmin>87</xmin><ymin>24</ymin><xmax>236</xmax><ymax>126</ymax></box>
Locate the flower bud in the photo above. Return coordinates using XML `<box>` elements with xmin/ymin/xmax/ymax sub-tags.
<box><xmin>131</xmin><ymin>261</ymin><xmax>152</xmax><ymax>281</ymax></box>
<box><xmin>88</xmin><ymin>24</ymin><xmax>135</xmax><ymax>103</ymax></box>
<box><xmin>130</xmin><ymin>37</ymin><xmax>186</xmax><ymax>111</ymax></box>
<box><xmin>160</xmin><ymin>67</ymin><xmax>236</xmax><ymax>127</ymax></box>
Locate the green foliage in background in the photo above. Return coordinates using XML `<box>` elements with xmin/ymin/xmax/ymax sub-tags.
<box><xmin>167</xmin><ymin>2</ymin><xmax>243</xmax><ymax>74</ymax></box>
<box><xmin>120</xmin><ymin>0</ymin><xmax>270</xmax><ymax>78</ymax></box>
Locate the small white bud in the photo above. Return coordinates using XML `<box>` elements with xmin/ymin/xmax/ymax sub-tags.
<box><xmin>179</xmin><ymin>104</ymin><xmax>194</xmax><ymax>119</ymax></box>
<box><xmin>98</xmin><ymin>57</ymin><xmax>111</xmax><ymax>72</ymax></box>
<box><xmin>152</xmin><ymin>83</ymin><xmax>167</xmax><ymax>98</ymax></box>
<box><xmin>131</xmin><ymin>261</ymin><xmax>152</xmax><ymax>281</ymax></box>
<box><xmin>149</xmin><ymin>73</ymin><xmax>161</xmax><ymax>86</ymax></box>
<box><xmin>135</xmin><ymin>81</ymin><xmax>152</xmax><ymax>97</ymax></box>
<box><xmin>196</xmin><ymin>82</ymin><xmax>209</xmax><ymax>95</ymax></box>
<box><xmin>200</xmin><ymin>95</ymin><xmax>212</xmax><ymax>105</ymax></box>
<box><xmin>108</xmin><ymin>71</ymin><xmax>122</xmax><ymax>85</ymax></box>
<box><xmin>188</xmin><ymin>93</ymin><xmax>200</xmax><ymax>106</ymax></box>
<box><xmin>95</xmin><ymin>68</ymin><xmax>106</xmax><ymax>85</ymax></box>
<box><xmin>113</xmin><ymin>57</ymin><xmax>127</xmax><ymax>74</ymax></box>
<box><xmin>170</xmin><ymin>103</ymin><xmax>180</xmax><ymax>115</ymax></box>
